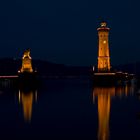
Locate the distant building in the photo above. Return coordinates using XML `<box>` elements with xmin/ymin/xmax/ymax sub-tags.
<box><xmin>97</xmin><ymin>22</ymin><xmax>110</xmax><ymax>72</ymax></box>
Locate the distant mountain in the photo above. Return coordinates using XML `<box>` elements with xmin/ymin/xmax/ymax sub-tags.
<box><xmin>0</xmin><ymin>58</ymin><xmax>21</xmax><ymax>75</ymax></box>
<box><xmin>0</xmin><ymin>58</ymin><xmax>92</xmax><ymax>77</ymax></box>
<box><xmin>32</xmin><ymin>59</ymin><xmax>92</xmax><ymax>77</ymax></box>
<box><xmin>1</xmin><ymin>58</ymin><xmax>140</xmax><ymax>77</ymax></box>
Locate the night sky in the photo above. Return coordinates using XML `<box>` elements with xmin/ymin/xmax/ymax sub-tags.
<box><xmin>0</xmin><ymin>0</ymin><xmax>139</xmax><ymax>66</ymax></box>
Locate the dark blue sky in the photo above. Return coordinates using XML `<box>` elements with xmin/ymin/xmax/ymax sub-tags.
<box><xmin>0</xmin><ymin>0</ymin><xmax>139</xmax><ymax>66</ymax></box>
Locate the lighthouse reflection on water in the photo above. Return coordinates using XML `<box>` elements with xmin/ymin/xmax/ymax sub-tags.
<box><xmin>93</xmin><ymin>84</ymin><xmax>135</xmax><ymax>140</ymax></box>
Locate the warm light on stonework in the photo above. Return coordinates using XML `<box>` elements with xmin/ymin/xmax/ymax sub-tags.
<box><xmin>103</xmin><ymin>40</ymin><xmax>106</xmax><ymax>44</ymax></box>
<box><xmin>97</xmin><ymin>22</ymin><xmax>110</xmax><ymax>72</ymax></box>
<box><xmin>21</xmin><ymin>49</ymin><xmax>33</xmax><ymax>73</ymax></box>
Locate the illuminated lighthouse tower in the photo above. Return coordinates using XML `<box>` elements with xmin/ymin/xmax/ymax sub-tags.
<box><xmin>93</xmin><ymin>22</ymin><xmax>133</xmax><ymax>86</ymax></box>
<box><xmin>97</xmin><ymin>22</ymin><xmax>110</xmax><ymax>72</ymax></box>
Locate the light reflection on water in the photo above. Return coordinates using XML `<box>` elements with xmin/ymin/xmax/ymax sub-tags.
<box><xmin>18</xmin><ymin>89</ymin><xmax>38</xmax><ymax>122</ymax></box>
<box><xmin>0</xmin><ymin>79</ymin><xmax>139</xmax><ymax>139</ymax></box>
<box><xmin>93</xmin><ymin>84</ymin><xmax>136</xmax><ymax>140</ymax></box>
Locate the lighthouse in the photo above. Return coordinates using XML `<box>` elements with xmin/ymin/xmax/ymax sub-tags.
<box><xmin>93</xmin><ymin>22</ymin><xmax>134</xmax><ymax>86</ymax></box>
<box><xmin>97</xmin><ymin>22</ymin><xmax>110</xmax><ymax>72</ymax></box>
<box><xmin>93</xmin><ymin>22</ymin><xmax>116</xmax><ymax>86</ymax></box>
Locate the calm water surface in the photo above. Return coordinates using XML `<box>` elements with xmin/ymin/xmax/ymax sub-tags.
<box><xmin>0</xmin><ymin>79</ymin><xmax>140</xmax><ymax>140</ymax></box>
